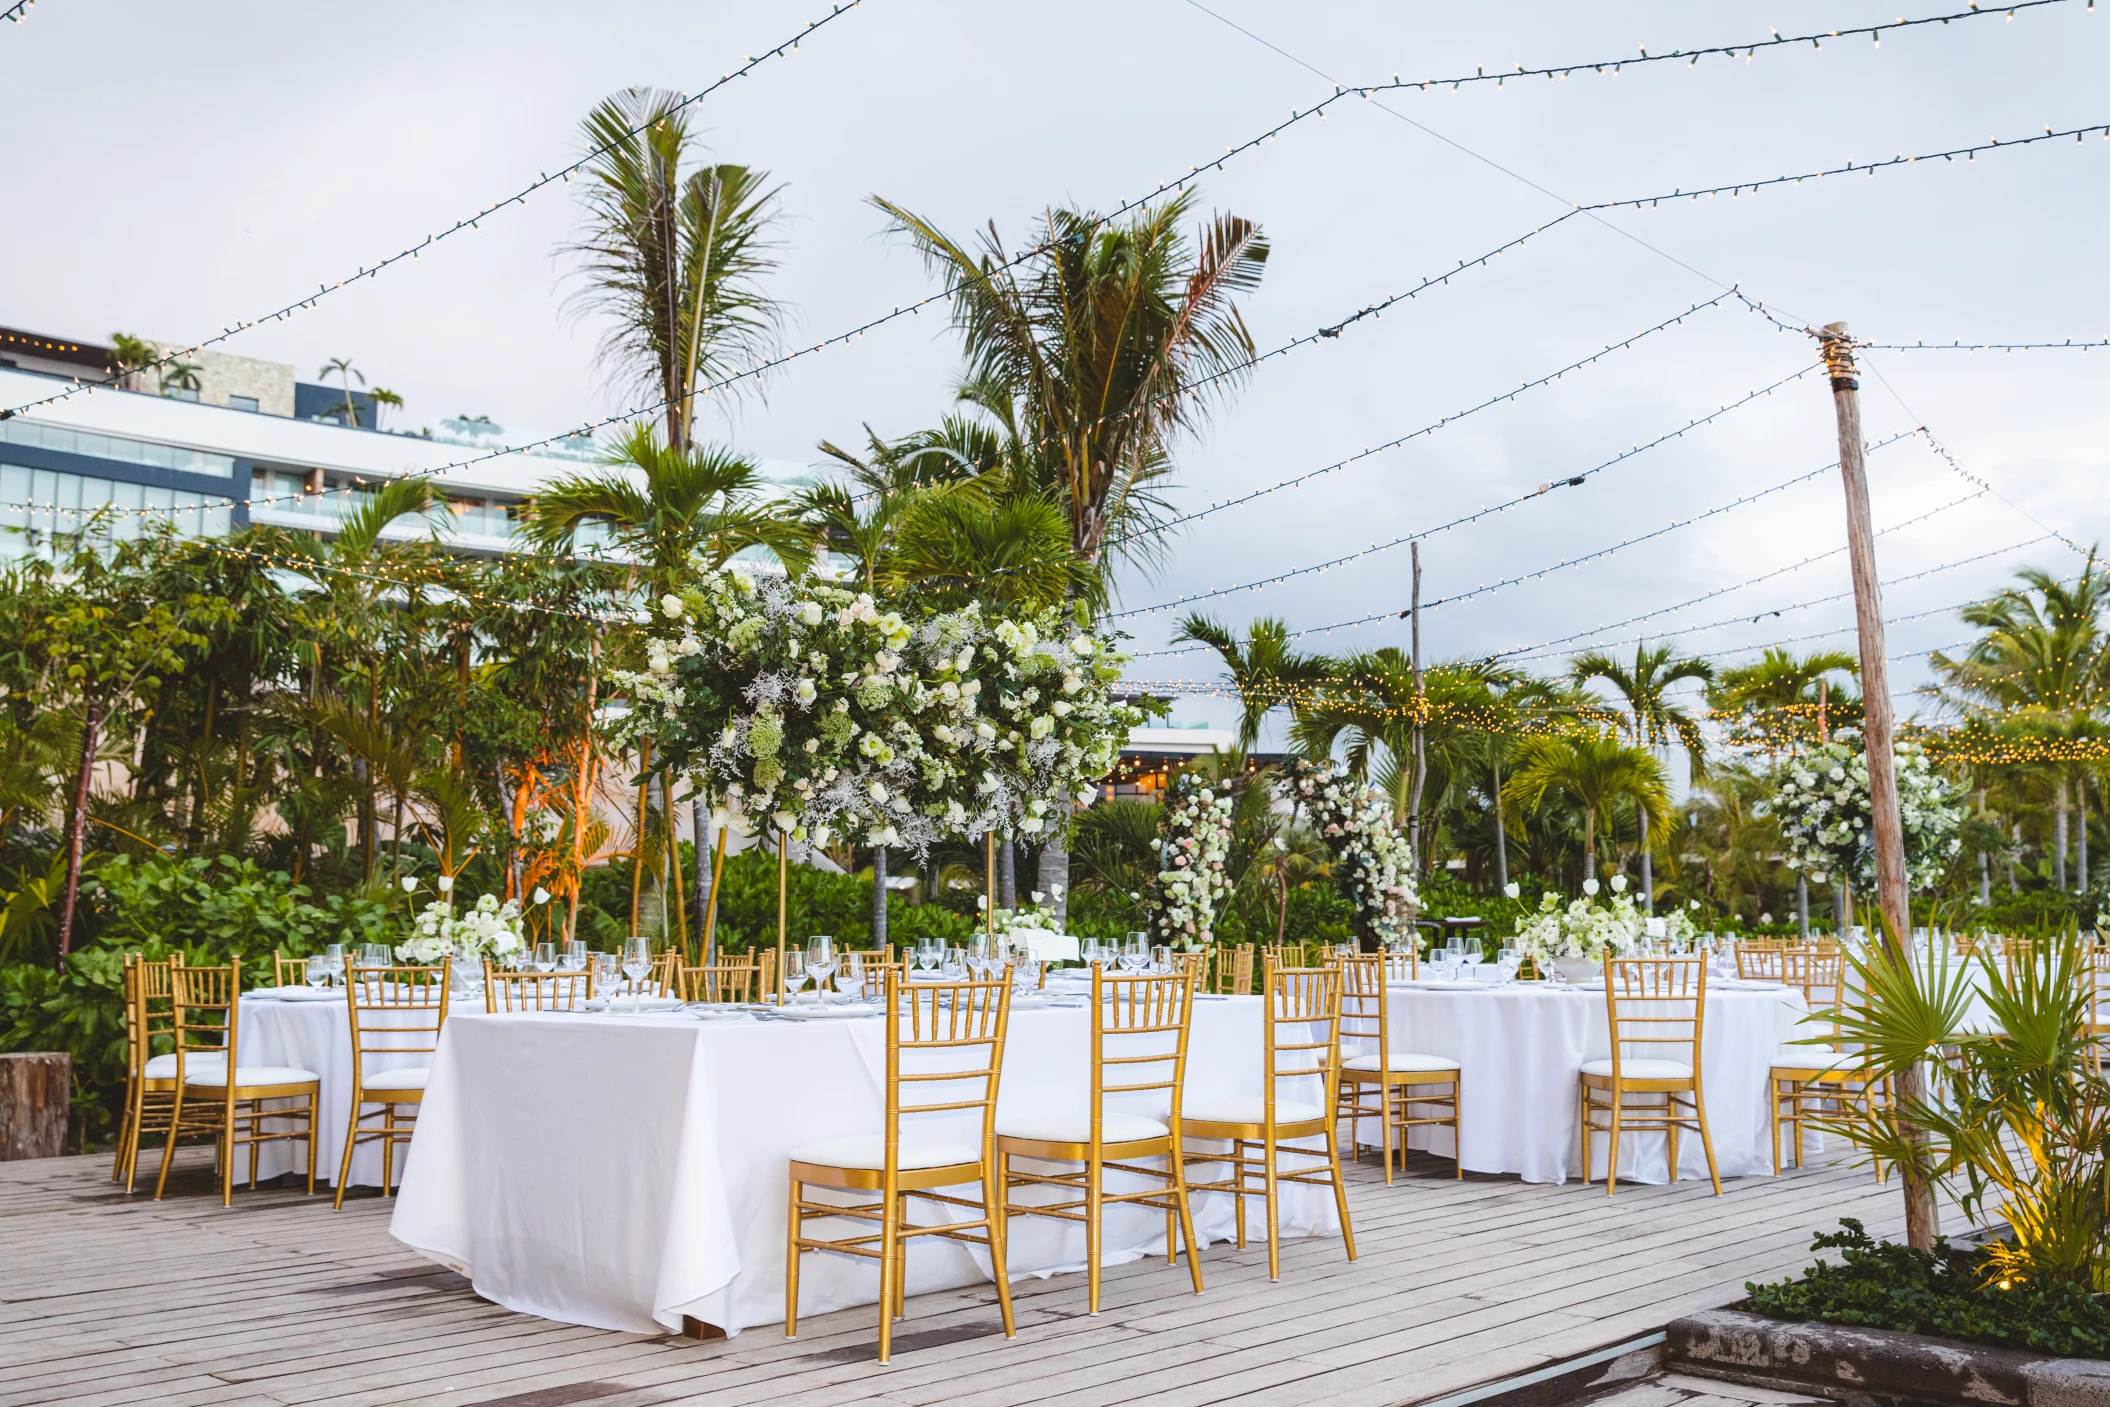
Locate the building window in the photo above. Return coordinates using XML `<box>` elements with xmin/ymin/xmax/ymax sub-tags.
<box><xmin>229</xmin><ymin>395</ymin><xmax>259</xmax><ymax>413</ymax></box>
<box><xmin>0</xmin><ymin>463</ymin><xmax>230</xmax><ymax>555</ymax></box>
<box><xmin>0</xmin><ymin>416</ymin><xmax>237</xmax><ymax>475</ymax></box>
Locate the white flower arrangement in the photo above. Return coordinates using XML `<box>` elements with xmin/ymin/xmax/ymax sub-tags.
<box><xmin>1512</xmin><ymin>875</ymin><xmax>1646</xmax><ymax>962</ymax></box>
<box><xmin>611</xmin><ymin>568</ymin><xmax>1141</xmax><ymax>855</ymax></box>
<box><xmin>1144</xmin><ymin>776</ymin><xmax>1235</xmax><ymax>948</ymax></box>
<box><xmin>1755</xmin><ymin>739</ymin><xmax>1963</xmax><ymax>891</ymax></box>
<box><xmin>1280</xmin><ymin>759</ymin><xmax>1419</xmax><ymax>946</ymax></box>
<box><xmin>396</xmin><ymin>893</ymin><xmax>526</xmax><ymax>967</ymax></box>
<box><xmin>993</xmin><ymin>887</ymin><xmax>1066</xmax><ymax>938</ymax></box>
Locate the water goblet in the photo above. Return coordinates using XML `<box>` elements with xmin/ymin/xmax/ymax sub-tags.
<box><xmin>561</xmin><ymin>941</ymin><xmax>587</xmax><ymax>972</ymax></box>
<box><xmin>323</xmin><ymin>943</ymin><xmax>346</xmax><ymax>988</ymax></box>
<box><xmin>534</xmin><ymin>941</ymin><xmax>557</xmax><ymax>973</ymax></box>
<box><xmin>835</xmin><ymin>952</ymin><xmax>865</xmax><ymax>1002</ymax></box>
<box><xmin>621</xmin><ymin>936</ymin><xmax>652</xmax><ymax>994</ymax></box>
<box><xmin>1151</xmin><ymin>945</ymin><xmax>1173</xmax><ymax>976</ymax></box>
<box><xmin>593</xmin><ymin>952</ymin><xmax>623</xmax><ymax>1003</ymax></box>
<box><xmin>941</xmin><ymin>946</ymin><xmax>967</xmax><ymax>981</ymax></box>
<box><xmin>805</xmin><ymin>935</ymin><xmax>838</xmax><ymax>1002</ymax></box>
<box><xmin>305</xmin><ymin>956</ymin><xmax>331</xmax><ymax>991</ymax></box>
<box><xmin>915</xmin><ymin>938</ymin><xmax>940</xmax><ymax>974</ymax></box>
<box><xmin>1012</xmin><ymin>956</ymin><xmax>1043</xmax><ymax>994</ymax></box>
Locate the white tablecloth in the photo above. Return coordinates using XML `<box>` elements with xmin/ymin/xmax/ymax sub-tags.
<box><xmin>1375</xmin><ymin>979</ymin><xmax>1810</xmax><ymax>1184</ymax></box>
<box><xmin>389</xmin><ymin>996</ymin><xmax>1338</xmax><ymax>1336</ymax></box>
<box><xmin>238</xmin><ymin>992</ymin><xmax>442</xmax><ymax>1187</ymax></box>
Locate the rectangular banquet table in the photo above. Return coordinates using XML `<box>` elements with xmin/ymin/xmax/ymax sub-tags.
<box><xmin>1376</xmin><ymin>979</ymin><xmax>1811</xmax><ymax>1184</ymax></box>
<box><xmin>388</xmin><ymin>997</ymin><xmax>1339</xmax><ymax>1336</ymax></box>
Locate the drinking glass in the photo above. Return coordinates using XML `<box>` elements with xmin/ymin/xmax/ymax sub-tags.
<box><xmin>1118</xmin><ymin>933</ymin><xmax>1145</xmax><ymax>975</ymax></box>
<box><xmin>562</xmin><ymin>941</ymin><xmax>587</xmax><ymax>972</ymax></box>
<box><xmin>323</xmin><ymin>943</ymin><xmax>346</xmax><ymax>988</ymax></box>
<box><xmin>941</xmin><ymin>946</ymin><xmax>967</xmax><ymax>981</ymax></box>
<box><xmin>305</xmin><ymin>956</ymin><xmax>331</xmax><ymax>991</ymax></box>
<box><xmin>593</xmin><ymin>952</ymin><xmax>623</xmax><ymax>1002</ymax></box>
<box><xmin>783</xmin><ymin>962</ymin><xmax>811</xmax><ymax>1003</ymax></box>
<box><xmin>1012</xmin><ymin>956</ymin><xmax>1043</xmax><ymax>993</ymax></box>
<box><xmin>533</xmin><ymin>941</ymin><xmax>557</xmax><ymax>973</ymax></box>
<box><xmin>1081</xmin><ymin>938</ymin><xmax>1103</xmax><ymax>969</ymax></box>
<box><xmin>915</xmin><ymin>938</ymin><xmax>941</xmax><ymax>974</ymax></box>
<box><xmin>1498</xmin><ymin>944</ymin><xmax>1520</xmax><ymax>980</ymax></box>
<box><xmin>805</xmin><ymin>935</ymin><xmax>838</xmax><ymax>1001</ymax></box>
<box><xmin>622</xmin><ymin>937</ymin><xmax>652</xmax><ymax>993</ymax></box>
<box><xmin>835</xmin><ymin>952</ymin><xmax>865</xmax><ymax>1001</ymax></box>
<box><xmin>1151</xmin><ymin>945</ymin><xmax>1173</xmax><ymax>976</ymax></box>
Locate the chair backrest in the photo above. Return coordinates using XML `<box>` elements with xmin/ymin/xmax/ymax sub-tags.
<box><xmin>1953</xmin><ymin>931</ymin><xmax>1981</xmax><ymax>956</ymax></box>
<box><xmin>1091</xmin><ymin>967</ymin><xmax>1197</xmax><ymax>1142</ymax></box>
<box><xmin>1735</xmin><ymin>943</ymin><xmax>1786</xmax><ymax>980</ymax></box>
<box><xmin>1382</xmin><ymin>945</ymin><xmax>1419</xmax><ymax>982</ymax></box>
<box><xmin>1173</xmin><ymin>949</ymin><xmax>1211</xmax><ymax>993</ymax></box>
<box><xmin>2083</xmin><ymin>947</ymin><xmax>2110</xmax><ymax>1036</ymax></box>
<box><xmin>1264</xmin><ymin>961</ymin><xmax>1342</xmax><ymax>1123</ymax></box>
<box><xmin>169</xmin><ymin>963</ymin><xmax>241</xmax><ymax>1078</ymax></box>
<box><xmin>1228</xmin><ymin>944</ymin><xmax>1255</xmax><ymax>996</ymax></box>
<box><xmin>680</xmin><ymin>960</ymin><xmax>757</xmax><ymax>1003</ymax></box>
<box><xmin>756</xmin><ymin>947</ymin><xmax>778</xmax><ymax>1001</ymax></box>
<box><xmin>1779</xmin><ymin>945</ymin><xmax>1844</xmax><ymax>1040</ymax></box>
<box><xmin>482</xmin><ymin>961</ymin><xmax>592</xmax><ymax>1013</ymax></box>
<box><xmin>652</xmin><ymin>948</ymin><xmax>683</xmax><ymax>992</ymax></box>
<box><xmin>270</xmin><ymin>950</ymin><xmax>310</xmax><ymax>988</ymax></box>
<box><xmin>346</xmin><ymin>963</ymin><xmax>450</xmax><ymax>1082</ymax></box>
<box><xmin>1336</xmin><ymin>954</ymin><xmax>1388</xmax><ymax>1065</ymax></box>
<box><xmin>2002</xmin><ymin>934</ymin><xmax>2034</xmax><ymax>961</ymax></box>
<box><xmin>858</xmin><ymin>958</ymin><xmax>906</xmax><ymax>1000</ymax></box>
<box><xmin>1602</xmin><ymin>955</ymin><xmax>1707</xmax><ymax>1078</ymax></box>
<box><xmin>841</xmin><ymin>944</ymin><xmax>894</xmax><ymax>967</ymax></box>
<box><xmin>884</xmin><ymin>967</ymin><xmax>1011</xmax><ymax>1174</ymax></box>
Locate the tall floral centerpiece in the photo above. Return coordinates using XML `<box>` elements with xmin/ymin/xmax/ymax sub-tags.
<box><xmin>1511</xmin><ymin>875</ymin><xmax>1645</xmax><ymax>981</ymax></box>
<box><xmin>1755</xmin><ymin>740</ymin><xmax>1963</xmax><ymax>900</ymax></box>
<box><xmin>397</xmin><ymin>892</ymin><xmax>527</xmax><ymax>992</ymax></box>
<box><xmin>1143</xmin><ymin>774</ymin><xmax>1235</xmax><ymax>949</ymax></box>
<box><xmin>1279</xmin><ymin>759</ymin><xmax>1419</xmax><ymax>949</ymax></box>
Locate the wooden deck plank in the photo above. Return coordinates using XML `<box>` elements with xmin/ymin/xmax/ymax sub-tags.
<box><xmin>0</xmin><ymin>1144</ymin><xmax>1927</xmax><ymax>1407</ymax></box>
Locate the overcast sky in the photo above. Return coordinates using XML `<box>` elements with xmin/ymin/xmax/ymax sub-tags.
<box><xmin>6</xmin><ymin>1</ymin><xmax>2106</xmax><ymax>737</ymax></box>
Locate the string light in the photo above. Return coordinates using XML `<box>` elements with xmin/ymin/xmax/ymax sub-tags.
<box><xmin>0</xmin><ymin>1</ymin><xmax>868</xmax><ymax>417</ymax></box>
<box><xmin>1110</xmin><ymin>358</ymin><xmax>1816</xmax><ymax>621</ymax></box>
<box><xmin>1861</xmin><ymin>337</ymin><xmax>2110</xmax><ymax>352</ymax></box>
<box><xmin>1</xmin><ymin>0</ymin><xmax>34</xmax><ymax>24</ymax></box>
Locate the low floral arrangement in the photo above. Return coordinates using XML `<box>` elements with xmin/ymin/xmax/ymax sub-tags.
<box><xmin>991</xmin><ymin>887</ymin><xmax>1066</xmax><ymax>937</ymax></box>
<box><xmin>1280</xmin><ymin>759</ymin><xmax>1419</xmax><ymax>947</ymax></box>
<box><xmin>1511</xmin><ymin>875</ymin><xmax>1646</xmax><ymax>962</ymax></box>
<box><xmin>396</xmin><ymin>892</ymin><xmax>526</xmax><ymax>967</ymax></box>
<box><xmin>1756</xmin><ymin>740</ymin><xmax>1963</xmax><ymax>892</ymax></box>
<box><xmin>611</xmin><ymin>564</ymin><xmax>1140</xmax><ymax>854</ymax></box>
<box><xmin>1144</xmin><ymin>775</ymin><xmax>1235</xmax><ymax>948</ymax></box>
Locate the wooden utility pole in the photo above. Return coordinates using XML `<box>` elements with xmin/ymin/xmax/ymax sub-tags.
<box><xmin>1408</xmin><ymin>542</ymin><xmax>1427</xmax><ymax>871</ymax></box>
<box><xmin>1821</xmin><ymin>322</ymin><xmax>1938</xmax><ymax>1251</ymax></box>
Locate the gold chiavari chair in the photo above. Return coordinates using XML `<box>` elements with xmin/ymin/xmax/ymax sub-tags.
<box><xmin>2082</xmin><ymin>946</ymin><xmax>2110</xmax><ymax>1076</ymax></box>
<box><xmin>334</xmin><ymin>962</ymin><xmax>450</xmax><ymax>1209</ymax></box>
<box><xmin>786</xmin><ymin>968</ymin><xmax>1016</xmax><ymax>1364</ymax></box>
<box><xmin>1579</xmin><ymin>953</ymin><xmax>1720</xmax><ymax>1196</ymax></box>
<box><xmin>996</xmin><ymin>965</ymin><xmax>1205</xmax><ymax>1314</ymax></box>
<box><xmin>1382</xmin><ymin>944</ymin><xmax>1420</xmax><ymax>982</ymax></box>
<box><xmin>2001</xmin><ymin>934</ymin><xmax>2035</xmax><ymax>962</ymax></box>
<box><xmin>681</xmin><ymin>959</ymin><xmax>758</xmax><ymax>1003</ymax></box>
<box><xmin>652</xmin><ymin>947</ymin><xmax>683</xmax><ymax>994</ymax></box>
<box><xmin>840</xmin><ymin>944</ymin><xmax>895</xmax><ymax>968</ymax></box>
<box><xmin>858</xmin><ymin>959</ymin><xmax>907</xmax><ymax>1001</ymax></box>
<box><xmin>756</xmin><ymin>947</ymin><xmax>778</xmax><ymax>1001</ymax></box>
<box><xmin>115</xmin><ymin>954</ymin><xmax>215</xmax><ymax>1192</ymax></box>
<box><xmin>1227</xmin><ymin>944</ymin><xmax>1255</xmax><ymax>996</ymax></box>
<box><xmin>1952</xmin><ymin>931</ymin><xmax>1982</xmax><ymax>957</ymax></box>
<box><xmin>1735</xmin><ymin>941</ymin><xmax>1788</xmax><ymax>980</ymax></box>
<box><xmin>1173</xmin><ymin>949</ymin><xmax>1213</xmax><ymax>993</ymax></box>
<box><xmin>1335</xmin><ymin>954</ymin><xmax>1460</xmax><ymax>1183</ymax></box>
<box><xmin>1769</xmin><ymin>945</ymin><xmax>1888</xmax><ymax>1177</ymax></box>
<box><xmin>153</xmin><ymin>963</ymin><xmax>320</xmax><ymax>1206</ymax></box>
<box><xmin>482</xmin><ymin>962</ymin><xmax>593</xmax><ymax>1012</ymax></box>
<box><xmin>269</xmin><ymin>950</ymin><xmax>311</xmax><ymax>987</ymax></box>
<box><xmin>1180</xmin><ymin>962</ymin><xmax>1356</xmax><ymax>1281</ymax></box>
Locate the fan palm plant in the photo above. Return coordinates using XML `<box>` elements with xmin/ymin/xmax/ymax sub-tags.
<box><xmin>1173</xmin><ymin>614</ymin><xmax>1329</xmax><ymax>752</ymax></box>
<box><xmin>565</xmin><ymin>88</ymin><xmax>787</xmax><ymax>451</ymax></box>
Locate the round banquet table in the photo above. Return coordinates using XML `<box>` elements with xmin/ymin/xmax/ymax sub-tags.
<box><xmin>1377</xmin><ymin>977</ymin><xmax>1813</xmax><ymax>1185</ymax></box>
<box><xmin>389</xmin><ymin>996</ymin><xmax>1340</xmax><ymax>1337</ymax></box>
<box><xmin>237</xmin><ymin>990</ymin><xmax>442</xmax><ymax>1188</ymax></box>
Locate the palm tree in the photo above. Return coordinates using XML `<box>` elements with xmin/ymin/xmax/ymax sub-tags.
<box><xmin>1571</xmin><ymin>643</ymin><xmax>1714</xmax><ymax>910</ymax></box>
<box><xmin>368</xmin><ymin>387</ymin><xmax>403</xmax><ymax>430</ymax></box>
<box><xmin>159</xmin><ymin>362</ymin><xmax>203</xmax><ymax>398</ymax></box>
<box><xmin>1711</xmin><ymin>647</ymin><xmax>1860</xmax><ymax>751</ymax></box>
<box><xmin>1502</xmin><ymin>732</ymin><xmax>1671</xmax><ymax>887</ymax></box>
<box><xmin>1173</xmin><ymin>615</ymin><xmax>1329</xmax><ymax>752</ymax></box>
<box><xmin>319</xmin><ymin>357</ymin><xmax>363</xmax><ymax>425</ymax></box>
<box><xmin>875</xmin><ymin>189</ymin><xmax>1268</xmax><ymax>572</ymax></box>
<box><xmin>1932</xmin><ymin>553</ymin><xmax>2110</xmax><ymax>891</ymax></box>
<box><xmin>565</xmin><ymin>88</ymin><xmax>787</xmax><ymax>453</ymax></box>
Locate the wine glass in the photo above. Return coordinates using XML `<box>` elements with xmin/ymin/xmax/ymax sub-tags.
<box><xmin>914</xmin><ymin>938</ymin><xmax>940</xmax><ymax>976</ymax></box>
<box><xmin>622</xmin><ymin>937</ymin><xmax>652</xmax><ymax>995</ymax></box>
<box><xmin>835</xmin><ymin>952</ymin><xmax>865</xmax><ymax>1002</ymax></box>
<box><xmin>782</xmin><ymin>961</ymin><xmax>811</xmax><ymax>1003</ymax></box>
<box><xmin>593</xmin><ymin>952</ymin><xmax>623</xmax><ymax>1003</ymax></box>
<box><xmin>1011</xmin><ymin>956</ymin><xmax>1043</xmax><ymax>994</ymax></box>
<box><xmin>305</xmin><ymin>956</ymin><xmax>331</xmax><ymax>991</ymax></box>
<box><xmin>323</xmin><ymin>943</ymin><xmax>345</xmax><ymax>988</ymax></box>
<box><xmin>1151</xmin><ymin>945</ymin><xmax>1173</xmax><ymax>976</ymax></box>
<box><xmin>1498</xmin><ymin>944</ymin><xmax>1520</xmax><ymax>981</ymax></box>
<box><xmin>534</xmin><ymin>941</ymin><xmax>557</xmax><ymax>973</ymax></box>
<box><xmin>941</xmin><ymin>946</ymin><xmax>967</xmax><ymax>981</ymax></box>
<box><xmin>1119</xmin><ymin>932</ymin><xmax>1146</xmax><ymax>975</ymax></box>
<box><xmin>561</xmin><ymin>941</ymin><xmax>587</xmax><ymax>972</ymax></box>
<box><xmin>805</xmin><ymin>935</ymin><xmax>838</xmax><ymax>1002</ymax></box>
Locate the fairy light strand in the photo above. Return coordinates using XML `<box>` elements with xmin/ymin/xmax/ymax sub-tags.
<box><xmin>0</xmin><ymin>1</ymin><xmax>868</xmax><ymax>417</ymax></box>
<box><xmin>3</xmin><ymin>0</ymin><xmax>37</xmax><ymax>24</ymax></box>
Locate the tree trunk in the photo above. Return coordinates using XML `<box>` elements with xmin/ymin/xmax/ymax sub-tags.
<box><xmin>1582</xmin><ymin>813</ymin><xmax>1595</xmax><ymax>890</ymax></box>
<box><xmin>0</xmin><ymin>1053</ymin><xmax>69</xmax><ymax>1160</ymax></box>
<box><xmin>630</xmin><ymin>742</ymin><xmax>653</xmax><ymax>936</ymax></box>
<box><xmin>2055</xmin><ymin>775</ymin><xmax>2070</xmax><ymax>892</ymax></box>
<box><xmin>872</xmin><ymin>845</ymin><xmax>889</xmax><ymax>949</ymax></box>
<box><xmin>1640</xmin><ymin>848</ymin><xmax>1654</xmax><ymax>915</ymax></box>
<box><xmin>1976</xmin><ymin>789</ymin><xmax>1990</xmax><ymax>907</ymax></box>
<box><xmin>55</xmin><ymin>696</ymin><xmax>100</xmax><ymax>965</ymax></box>
<box><xmin>2075</xmin><ymin>774</ymin><xmax>2089</xmax><ymax>895</ymax></box>
<box><xmin>999</xmin><ymin>836</ymin><xmax>1015</xmax><ymax>909</ymax></box>
<box><xmin>1492</xmin><ymin>758</ymin><xmax>1509</xmax><ymax>890</ymax></box>
<box><xmin>693</xmin><ymin>798</ymin><xmax>711</xmax><ymax>946</ymax></box>
<box><xmin>1796</xmin><ymin>876</ymin><xmax>1809</xmax><ymax>939</ymax></box>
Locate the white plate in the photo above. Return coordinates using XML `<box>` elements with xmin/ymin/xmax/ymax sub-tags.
<box><xmin>775</xmin><ymin>1003</ymin><xmax>879</xmax><ymax>1019</ymax></box>
<box><xmin>249</xmin><ymin>986</ymin><xmax>339</xmax><ymax>1002</ymax></box>
<box><xmin>589</xmin><ymin>995</ymin><xmax>684</xmax><ymax>1013</ymax></box>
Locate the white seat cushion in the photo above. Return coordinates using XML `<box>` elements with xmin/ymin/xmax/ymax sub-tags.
<box><xmin>997</xmin><ymin>1111</ymin><xmax>1169</xmax><ymax>1145</ymax></box>
<box><xmin>360</xmin><ymin>1067</ymin><xmax>431</xmax><ymax>1092</ymax></box>
<box><xmin>143</xmin><ymin>1053</ymin><xmax>226</xmax><ymax>1079</ymax></box>
<box><xmin>1772</xmin><ymin>1046</ymin><xmax>1872</xmax><ymax>1071</ymax></box>
<box><xmin>1342</xmin><ymin>1052</ymin><xmax>1461</xmax><ymax>1074</ymax></box>
<box><xmin>184</xmin><ymin>1065</ymin><xmax>319</xmax><ymax>1088</ymax></box>
<box><xmin>1182</xmin><ymin>1096</ymin><xmax>1325</xmax><ymax>1126</ymax></box>
<box><xmin>1579</xmin><ymin>1058</ymin><xmax>1692</xmax><ymax>1080</ymax></box>
<box><xmin>787</xmin><ymin>1134</ymin><xmax>981</xmax><ymax>1171</ymax></box>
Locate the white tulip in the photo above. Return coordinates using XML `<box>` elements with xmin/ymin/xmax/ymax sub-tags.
<box><xmin>401</xmin><ymin>876</ymin><xmax>419</xmax><ymax>893</ymax></box>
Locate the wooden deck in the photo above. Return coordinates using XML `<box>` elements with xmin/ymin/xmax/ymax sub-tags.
<box><xmin>1</xmin><ymin>1146</ymin><xmax>1912</xmax><ymax>1407</ymax></box>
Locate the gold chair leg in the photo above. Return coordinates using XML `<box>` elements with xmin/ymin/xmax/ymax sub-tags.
<box><xmin>984</xmin><ymin>1164</ymin><xmax>1016</xmax><ymax>1338</ymax></box>
<box><xmin>1325</xmin><ymin>1125</ymin><xmax>1356</xmax><ymax>1264</ymax></box>
<box><xmin>783</xmin><ymin>1174</ymin><xmax>801</xmax><ymax>1338</ymax></box>
<box><xmin>876</xmin><ymin>1191</ymin><xmax>900</xmax><ymax>1363</ymax></box>
<box><xmin>1171</xmin><ymin>1154</ymin><xmax>1204</xmax><ymax>1296</ymax></box>
<box><xmin>306</xmin><ymin>1094</ymin><xmax>317</xmax><ymax>1195</ymax></box>
<box><xmin>1454</xmin><ymin>1077</ymin><xmax>1465</xmax><ymax>1179</ymax></box>
<box><xmin>1605</xmin><ymin>1089</ymin><xmax>1623</xmax><ymax>1197</ymax></box>
<box><xmin>153</xmin><ymin>1088</ymin><xmax>185</xmax><ymax>1201</ymax></box>
<box><xmin>1692</xmin><ymin>1086</ymin><xmax>1722</xmax><ymax>1196</ymax></box>
<box><xmin>221</xmin><ymin>1094</ymin><xmax>238</xmax><ymax>1208</ymax></box>
<box><xmin>1578</xmin><ymin>1085</ymin><xmax>1592</xmax><ymax>1185</ymax></box>
<box><xmin>334</xmin><ymin>1098</ymin><xmax>360</xmax><ymax>1210</ymax></box>
<box><xmin>1085</xmin><ymin>1159</ymin><xmax>1104</xmax><ymax>1315</ymax></box>
<box><xmin>1262</xmin><ymin>1140</ymin><xmax>1282</xmax><ymax>1282</ymax></box>
<box><xmin>1379</xmin><ymin>1081</ymin><xmax>1396</xmax><ymax>1186</ymax></box>
<box><xmin>1667</xmin><ymin>1095</ymin><xmax>1680</xmax><ymax>1185</ymax></box>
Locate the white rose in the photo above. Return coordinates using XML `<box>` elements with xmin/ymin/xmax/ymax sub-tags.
<box><xmin>661</xmin><ymin>594</ymin><xmax>683</xmax><ymax>619</ymax></box>
<box><xmin>794</xmin><ymin>678</ymin><xmax>817</xmax><ymax>705</ymax></box>
<box><xmin>1050</xmin><ymin>701</ymin><xmax>1072</xmax><ymax>717</ymax></box>
<box><xmin>1070</xmin><ymin>636</ymin><xmax>1094</xmax><ymax>655</ymax></box>
<box><xmin>774</xmin><ymin>810</ymin><xmax>796</xmax><ymax>831</ymax></box>
<box><xmin>975</xmin><ymin>722</ymin><xmax>997</xmax><ymax>742</ymax></box>
<box><xmin>800</xmin><ymin>601</ymin><xmax>823</xmax><ymax>626</ymax></box>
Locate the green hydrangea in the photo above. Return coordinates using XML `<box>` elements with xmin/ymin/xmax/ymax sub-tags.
<box><xmin>746</xmin><ymin>711</ymin><xmax>783</xmax><ymax>758</ymax></box>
